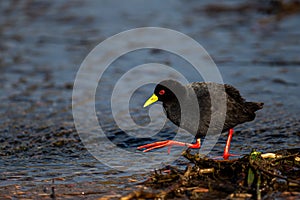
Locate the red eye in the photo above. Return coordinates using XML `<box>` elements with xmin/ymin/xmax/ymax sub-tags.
<box><xmin>159</xmin><ymin>89</ymin><xmax>165</xmax><ymax>95</ymax></box>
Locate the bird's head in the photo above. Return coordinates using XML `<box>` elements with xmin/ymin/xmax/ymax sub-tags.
<box><xmin>143</xmin><ymin>80</ymin><xmax>186</xmax><ymax>107</ymax></box>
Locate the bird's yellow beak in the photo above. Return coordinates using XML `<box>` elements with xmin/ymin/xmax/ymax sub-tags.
<box><xmin>143</xmin><ymin>94</ymin><xmax>158</xmax><ymax>108</ymax></box>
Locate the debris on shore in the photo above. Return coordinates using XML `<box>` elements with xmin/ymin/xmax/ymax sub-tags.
<box><xmin>121</xmin><ymin>148</ymin><xmax>300</xmax><ymax>199</ymax></box>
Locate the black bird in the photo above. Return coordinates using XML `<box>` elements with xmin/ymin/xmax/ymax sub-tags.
<box><xmin>137</xmin><ymin>80</ymin><xmax>264</xmax><ymax>159</ymax></box>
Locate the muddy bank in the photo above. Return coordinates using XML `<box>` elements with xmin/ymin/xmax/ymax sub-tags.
<box><xmin>121</xmin><ymin>149</ymin><xmax>300</xmax><ymax>199</ymax></box>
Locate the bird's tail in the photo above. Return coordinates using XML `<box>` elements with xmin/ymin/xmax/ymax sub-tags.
<box><xmin>245</xmin><ymin>102</ymin><xmax>264</xmax><ymax>112</ymax></box>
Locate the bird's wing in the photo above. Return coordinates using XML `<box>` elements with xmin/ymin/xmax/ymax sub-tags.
<box><xmin>187</xmin><ymin>82</ymin><xmax>210</xmax><ymax>98</ymax></box>
<box><xmin>224</xmin><ymin>84</ymin><xmax>246</xmax><ymax>104</ymax></box>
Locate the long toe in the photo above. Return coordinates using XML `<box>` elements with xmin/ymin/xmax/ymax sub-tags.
<box><xmin>137</xmin><ymin>140</ymin><xmax>170</xmax><ymax>151</ymax></box>
<box><xmin>223</xmin><ymin>153</ymin><xmax>240</xmax><ymax>160</ymax></box>
<box><xmin>142</xmin><ymin>142</ymin><xmax>172</xmax><ymax>152</ymax></box>
<box><xmin>137</xmin><ymin>140</ymin><xmax>200</xmax><ymax>154</ymax></box>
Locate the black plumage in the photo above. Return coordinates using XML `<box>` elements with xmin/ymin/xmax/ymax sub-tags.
<box><xmin>138</xmin><ymin>79</ymin><xmax>263</xmax><ymax>158</ymax></box>
<box><xmin>154</xmin><ymin>80</ymin><xmax>263</xmax><ymax>138</ymax></box>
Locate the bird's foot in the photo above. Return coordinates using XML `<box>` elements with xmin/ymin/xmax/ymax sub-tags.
<box><xmin>212</xmin><ymin>153</ymin><xmax>240</xmax><ymax>160</ymax></box>
<box><xmin>222</xmin><ymin>152</ymin><xmax>240</xmax><ymax>160</ymax></box>
<box><xmin>218</xmin><ymin>128</ymin><xmax>239</xmax><ymax>160</ymax></box>
<box><xmin>137</xmin><ymin>139</ymin><xmax>201</xmax><ymax>154</ymax></box>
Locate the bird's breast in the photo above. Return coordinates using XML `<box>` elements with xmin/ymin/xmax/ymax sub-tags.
<box><xmin>163</xmin><ymin>102</ymin><xmax>181</xmax><ymax>126</ymax></box>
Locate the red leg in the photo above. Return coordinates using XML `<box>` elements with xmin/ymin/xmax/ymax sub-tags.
<box><xmin>223</xmin><ymin>128</ymin><xmax>239</xmax><ymax>160</ymax></box>
<box><xmin>137</xmin><ymin>139</ymin><xmax>201</xmax><ymax>154</ymax></box>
